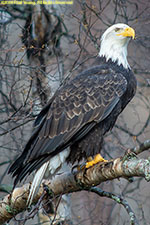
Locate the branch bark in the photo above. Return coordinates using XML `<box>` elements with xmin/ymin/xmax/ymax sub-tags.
<box><xmin>0</xmin><ymin>145</ymin><xmax>150</xmax><ymax>225</ymax></box>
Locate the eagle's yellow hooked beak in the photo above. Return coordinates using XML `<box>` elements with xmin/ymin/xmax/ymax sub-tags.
<box><xmin>117</xmin><ymin>27</ymin><xmax>135</xmax><ymax>39</ymax></box>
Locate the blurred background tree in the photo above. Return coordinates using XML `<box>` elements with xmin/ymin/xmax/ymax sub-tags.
<box><xmin>0</xmin><ymin>0</ymin><xmax>150</xmax><ymax>224</ymax></box>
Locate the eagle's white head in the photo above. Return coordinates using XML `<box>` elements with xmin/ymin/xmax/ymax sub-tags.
<box><xmin>99</xmin><ymin>23</ymin><xmax>135</xmax><ymax>69</ymax></box>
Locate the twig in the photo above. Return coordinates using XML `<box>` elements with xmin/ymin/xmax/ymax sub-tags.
<box><xmin>84</xmin><ymin>187</ymin><xmax>139</xmax><ymax>225</ymax></box>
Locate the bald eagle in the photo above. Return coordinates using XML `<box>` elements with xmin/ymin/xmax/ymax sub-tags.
<box><xmin>9</xmin><ymin>23</ymin><xmax>137</xmax><ymax>205</ymax></box>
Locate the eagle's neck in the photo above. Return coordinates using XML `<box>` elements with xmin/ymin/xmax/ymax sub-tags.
<box><xmin>99</xmin><ymin>38</ymin><xmax>130</xmax><ymax>69</ymax></box>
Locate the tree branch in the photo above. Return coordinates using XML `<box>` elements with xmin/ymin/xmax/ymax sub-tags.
<box><xmin>131</xmin><ymin>139</ymin><xmax>150</xmax><ymax>155</ymax></box>
<box><xmin>0</xmin><ymin>142</ymin><xmax>150</xmax><ymax>224</ymax></box>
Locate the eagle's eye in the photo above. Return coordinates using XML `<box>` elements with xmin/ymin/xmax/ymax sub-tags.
<box><xmin>115</xmin><ymin>28</ymin><xmax>120</xmax><ymax>32</ymax></box>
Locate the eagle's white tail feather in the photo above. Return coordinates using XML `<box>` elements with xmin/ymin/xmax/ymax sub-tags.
<box><xmin>27</xmin><ymin>161</ymin><xmax>49</xmax><ymax>206</ymax></box>
<box><xmin>27</xmin><ymin>149</ymin><xmax>70</xmax><ymax>206</ymax></box>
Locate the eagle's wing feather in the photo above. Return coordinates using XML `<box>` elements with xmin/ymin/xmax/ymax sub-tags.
<box><xmin>9</xmin><ymin>67</ymin><xmax>127</xmax><ymax>182</ymax></box>
<box><xmin>28</xmin><ymin>69</ymin><xmax>127</xmax><ymax>158</ymax></box>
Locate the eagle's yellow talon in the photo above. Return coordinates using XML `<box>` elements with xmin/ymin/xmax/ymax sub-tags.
<box><xmin>85</xmin><ymin>154</ymin><xmax>108</xmax><ymax>168</ymax></box>
<box><xmin>86</xmin><ymin>161</ymin><xmax>93</xmax><ymax>168</ymax></box>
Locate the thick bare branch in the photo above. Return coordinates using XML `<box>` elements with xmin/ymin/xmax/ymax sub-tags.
<box><xmin>0</xmin><ymin>147</ymin><xmax>150</xmax><ymax>224</ymax></box>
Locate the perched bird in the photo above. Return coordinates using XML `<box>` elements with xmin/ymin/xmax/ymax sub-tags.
<box><xmin>9</xmin><ymin>23</ymin><xmax>137</xmax><ymax>205</ymax></box>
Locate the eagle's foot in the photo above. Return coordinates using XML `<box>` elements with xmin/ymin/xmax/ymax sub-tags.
<box><xmin>86</xmin><ymin>154</ymin><xmax>108</xmax><ymax>168</ymax></box>
<box><xmin>72</xmin><ymin>154</ymin><xmax>107</xmax><ymax>173</ymax></box>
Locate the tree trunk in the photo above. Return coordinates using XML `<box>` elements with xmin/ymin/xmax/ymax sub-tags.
<box><xmin>22</xmin><ymin>5</ymin><xmax>72</xmax><ymax>224</ymax></box>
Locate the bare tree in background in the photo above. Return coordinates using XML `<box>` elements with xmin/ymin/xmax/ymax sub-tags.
<box><xmin>0</xmin><ymin>1</ymin><xmax>150</xmax><ymax>225</ymax></box>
